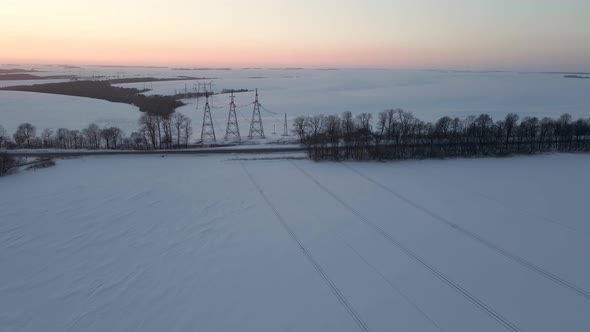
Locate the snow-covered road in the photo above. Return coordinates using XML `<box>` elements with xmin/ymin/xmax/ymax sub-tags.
<box><xmin>1</xmin><ymin>154</ymin><xmax>589</xmax><ymax>331</ymax></box>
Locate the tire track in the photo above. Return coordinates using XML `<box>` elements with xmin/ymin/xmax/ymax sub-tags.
<box><xmin>336</xmin><ymin>236</ymin><xmax>445</xmax><ymax>332</ymax></box>
<box><xmin>291</xmin><ymin>161</ymin><xmax>521</xmax><ymax>332</ymax></box>
<box><xmin>395</xmin><ymin>163</ymin><xmax>589</xmax><ymax>237</ymax></box>
<box><xmin>472</xmin><ymin>191</ymin><xmax>589</xmax><ymax>238</ymax></box>
<box><xmin>240</xmin><ymin>161</ymin><xmax>371</xmax><ymax>332</ymax></box>
<box><xmin>342</xmin><ymin>162</ymin><xmax>590</xmax><ymax>302</ymax></box>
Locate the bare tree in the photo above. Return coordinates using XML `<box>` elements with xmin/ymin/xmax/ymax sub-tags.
<box><xmin>309</xmin><ymin>115</ymin><xmax>325</xmax><ymax>137</ymax></box>
<box><xmin>182</xmin><ymin>116</ymin><xmax>193</xmax><ymax>148</ymax></box>
<box><xmin>172</xmin><ymin>113</ymin><xmax>188</xmax><ymax>147</ymax></box>
<box><xmin>101</xmin><ymin>127</ymin><xmax>123</xmax><ymax>149</ymax></box>
<box><xmin>435</xmin><ymin>116</ymin><xmax>452</xmax><ymax>138</ymax></box>
<box><xmin>41</xmin><ymin>129</ymin><xmax>54</xmax><ymax>148</ymax></box>
<box><xmin>341</xmin><ymin>111</ymin><xmax>354</xmax><ymax>140</ymax></box>
<box><xmin>55</xmin><ymin>128</ymin><xmax>69</xmax><ymax>149</ymax></box>
<box><xmin>504</xmin><ymin>113</ymin><xmax>519</xmax><ymax>145</ymax></box>
<box><xmin>154</xmin><ymin>115</ymin><xmax>163</xmax><ymax>149</ymax></box>
<box><xmin>291</xmin><ymin>116</ymin><xmax>308</xmax><ymax>142</ymax></box>
<box><xmin>377</xmin><ymin>111</ymin><xmax>388</xmax><ymax>140</ymax></box>
<box><xmin>0</xmin><ymin>125</ymin><xmax>7</xmax><ymax>147</ymax></box>
<box><xmin>13</xmin><ymin>123</ymin><xmax>36</xmax><ymax>148</ymax></box>
<box><xmin>130</xmin><ymin>131</ymin><xmax>147</xmax><ymax>149</ymax></box>
<box><xmin>355</xmin><ymin>113</ymin><xmax>373</xmax><ymax>133</ymax></box>
<box><xmin>139</xmin><ymin>114</ymin><xmax>158</xmax><ymax>149</ymax></box>
<box><xmin>82</xmin><ymin>123</ymin><xmax>101</xmax><ymax>149</ymax></box>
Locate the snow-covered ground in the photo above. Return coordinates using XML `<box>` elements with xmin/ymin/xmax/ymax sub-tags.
<box><xmin>122</xmin><ymin>69</ymin><xmax>590</xmax><ymax>140</ymax></box>
<box><xmin>0</xmin><ymin>91</ymin><xmax>140</xmax><ymax>135</ymax></box>
<box><xmin>2</xmin><ymin>65</ymin><xmax>589</xmax><ymax>142</ymax></box>
<box><xmin>1</xmin><ymin>153</ymin><xmax>589</xmax><ymax>331</ymax></box>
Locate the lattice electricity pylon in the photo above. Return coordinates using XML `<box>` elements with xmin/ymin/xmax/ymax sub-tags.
<box><xmin>248</xmin><ymin>89</ymin><xmax>265</xmax><ymax>138</ymax></box>
<box><xmin>200</xmin><ymin>94</ymin><xmax>216</xmax><ymax>141</ymax></box>
<box><xmin>224</xmin><ymin>90</ymin><xmax>241</xmax><ymax>140</ymax></box>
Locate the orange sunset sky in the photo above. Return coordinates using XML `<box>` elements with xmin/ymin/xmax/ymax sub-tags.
<box><xmin>1</xmin><ymin>0</ymin><xmax>589</xmax><ymax>70</ymax></box>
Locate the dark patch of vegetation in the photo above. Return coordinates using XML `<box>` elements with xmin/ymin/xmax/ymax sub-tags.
<box><xmin>107</xmin><ymin>76</ymin><xmax>205</xmax><ymax>84</ymax></box>
<box><xmin>0</xmin><ymin>152</ymin><xmax>55</xmax><ymax>176</ymax></box>
<box><xmin>0</xmin><ymin>68</ymin><xmax>43</xmax><ymax>74</ymax></box>
<box><xmin>539</xmin><ymin>71</ymin><xmax>590</xmax><ymax>75</ymax></box>
<box><xmin>294</xmin><ymin>111</ymin><xmax>590</xmax><ymax>161</ymax></box>
<box><xmin>564</xmin><ymin>75</ymin><xmax>590</xmax><ymax>79</ymax></box>
<box><xmin>0</xmin><ymin>81</ymin><xmax>184</xmax><ymax>116</ymax></box>
<box><xmin>0</xmin><ymin>153</ymin><xmax>20</xmax><ymax>176</ymax></box>
<box><xmin>26</xmin><ymin>158</ymin><xmax>56</xmax><ymax>170</ymax></box>
<box><xmin>0</xmin><ymin>74</ymin><xmax>77</xmax><ymax>81</ymax></box>
<box><xmin>133</xmin><ymin>95</ymin><xmax>185</xmax><ymax>116</ymax></box>
<box><xmin>172</xmin><ymin>91</ymin><xmax>209</xmax><ymax>99</ymax></box>
<box><xmin>2</xmin><ymin>80</ymin><xmax>140</xmax><ymax>102</ymax></box>
<box><xmin>95</xmin><ymin>65</ymin><xmax>167</xmax><ymax>68</ymax></box>
<box><xmin>220</xmin><ymin>89</ymin><xmax>249</xmax><ymax>94</ymax></box>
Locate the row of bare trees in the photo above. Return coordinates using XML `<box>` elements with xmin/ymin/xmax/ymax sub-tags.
<box><xmin>0</xmin><ymin>113</ymin><xmax>193</xmax><ymax>150</ymax></box>
<box><xmin>293</xmin><ymin>110</ymin><xmax>590</xmax><ymax>160</ymax></box>
<box><xmin>137</xmin><ymin>113</ymin><xmax>192</xmax><ymax>150</ymax></box>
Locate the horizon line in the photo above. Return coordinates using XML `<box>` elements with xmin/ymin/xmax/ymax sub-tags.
<box><xmin>2</xmin><ymin>62</ymin><xmax>589</xmax><ymax>74</ymax></box>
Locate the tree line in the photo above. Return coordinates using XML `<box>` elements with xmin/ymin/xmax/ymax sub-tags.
<box><xmin>0</xmin><ymin>113</ymin><xmax>192</xmax><ymax>151</ymax></box>
<box><xmin>292</xmin><ymin>110</ymin><xmax>590</xmax><ymax>160</ymax></box>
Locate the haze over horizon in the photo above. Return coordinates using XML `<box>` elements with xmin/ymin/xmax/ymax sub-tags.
<box><xmin>2</xmin><ymin>0</ymin><xmax>589</xmax><ymax>71</ymax></box>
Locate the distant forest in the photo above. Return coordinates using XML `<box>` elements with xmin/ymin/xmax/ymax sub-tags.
<box><xmin>292</xmin><ymin>111</ymin><xmax>590</xmax><ymax>160</ymax></box>
<box><xmin>0</xmin><ymin>73</ymin><xmax>77</xmax><ymax>81</ymax></box>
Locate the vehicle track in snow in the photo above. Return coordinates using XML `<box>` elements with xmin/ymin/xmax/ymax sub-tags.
<box><xmin>240</xmin><ymin>161</ymin><xmax>372</xmax><ymax>332</ymax></box>
<box><xmin>341</xmin><ymin>162</ymin><xmax>590</xmax><ymax>303</ymax></box>
<box><xmin>291</xmin><ymin>161</ymin><xmax>522</xmax><ymax>332</ymax></box>
<box><xmin>335</xmin><ymin>235</ymin><xmax>445</xmax><ymax>332</ymax></box>
<box><xmin>471</xmin><ymin>191</ymin><xmax>589</xmax><ymax>238</ymax></box>
<box><xmin>394</xmin><ymin>162</ymin><xmax>589</xmax><ymax>238</ymax></box>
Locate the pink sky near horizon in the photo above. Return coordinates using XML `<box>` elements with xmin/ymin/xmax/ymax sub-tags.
<box><xmin>1</xmin><ymin>0</ymin><xmax>589</xmax><ymax>70</ymax></box>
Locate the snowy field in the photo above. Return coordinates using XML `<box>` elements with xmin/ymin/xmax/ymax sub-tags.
<box><xmin>1</xmin><ymin>65</ymin><xmax>589</xmax><ymax>140</ymax></box>
<box><xmin>121</xmin><ymin>69</ymin><xmax>590</xmax><ymax>141</ymax></box>
<box><xmin>0</xmin><ymin>91</ymin><xmax>140</xmax><ymax>135</ymax></box>
<box><xmin>1</xmin><ymin>153</ymin><xmax>589</xmax><ymax>331</ymax></box>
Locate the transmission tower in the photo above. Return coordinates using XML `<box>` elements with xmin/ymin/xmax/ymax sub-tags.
<box><xmin>224</xmin><ymin>90</ymin><xmax>241</xmax><ymax>140</ymax></box>
<box><xmin>282</xmin><ymin>113</ymin><xmax>288</xmax><ymax>136</ymax></box>
<box><xmin>200</xmin><ymin>93</ymin><xmax>216</xmax><ymax>142</ymax></box>
<box><xmin>248</xmin><ymin>89</ymin><xmax>265</xmax><ymax>138</ymax></box>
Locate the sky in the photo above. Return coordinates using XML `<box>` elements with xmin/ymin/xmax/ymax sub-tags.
<box><xmin>1</xmin><ymin>0</ymin><xmax>589</xmax><ymax>70</ymax></box>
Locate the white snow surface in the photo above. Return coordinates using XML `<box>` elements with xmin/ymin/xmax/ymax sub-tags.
<box><xmin>2</xmin><ymin>65</ymin><xmax>589</xmax><ymax>142</ymax></box>
<box><xmin>1</xmin><ymin>153</ymin><xmax>589</xmax><ymax>332</ymax></box>
<box><xmin>0</xmin><ymin>91</ymin><xmax>140</xmax><ymax>135</ymax></box>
